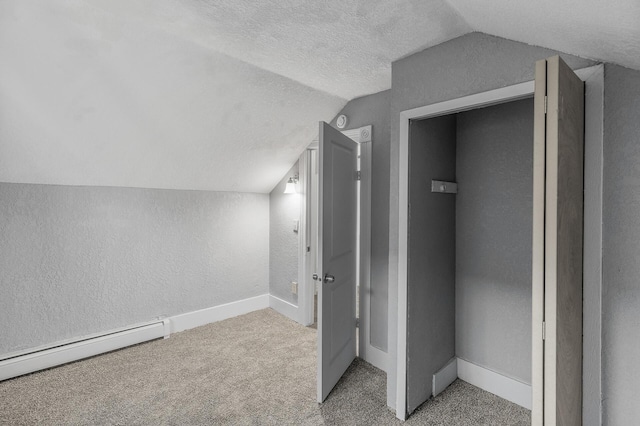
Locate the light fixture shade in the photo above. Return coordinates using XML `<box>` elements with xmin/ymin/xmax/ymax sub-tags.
<box><xmin>284</xmin><ymin>178</ymin><xmax>297</xmax><ymax>194</ymax></box>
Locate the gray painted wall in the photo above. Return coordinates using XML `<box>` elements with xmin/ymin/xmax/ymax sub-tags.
<box><xmin>269</xmin><ymin>162</ymin><xmax>300</xmax><ymax>305</ymax></box>
<box><xmin>602</xmin><ymin>64</ymin><xmax>640</xmax><ymax>425</ymax></box>
<box><xmin>406</xmin><ymin>116</ymin><xmax>457</xmax><ymax>413</ymax></box>
<box><xmin>331</xmin><ymin>90</ymin><xmax>391</xmax><ymax>351</ymax></box>
<box><xmin>387</xmin><ymin>32</ymin><xmax>594</xmax><ymax>408</ymax></box>
<box><xmin>0</xmin><ymin>183</ymin><xmax>269</xmax><ymax>355</ymax></box>
<box><xmin>456</xmin><ymin>98</ymin><xmax>534</xmax><ymax>383</ymax></box>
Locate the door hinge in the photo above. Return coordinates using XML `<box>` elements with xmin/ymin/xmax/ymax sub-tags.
<box><xmin>542</xmin><ymin>321</ymin><xmax>546</xmax><ymax>340</ymax></box>
<box><xmin>356</xmin><ymin>170</ymin><xmax>361</xmax><ymax>181</ymax></box>
<box><xmin>544</xmin><ymin>96</ymin><xmax>548</xmax><ymax>114</ymax></box>
<box><xmin>355</xmin><ymin>317</ymin><xmax>360</xmax><ymax>328</ymax></box>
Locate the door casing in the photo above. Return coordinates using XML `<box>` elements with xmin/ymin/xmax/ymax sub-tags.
<box><xmin>394</xmin><ymin>64</ymin><xmax>603</xmax><ymax>422</ymax></box>
<box><xmin>317</xmin><ymin>122</ymin><xmax>359</xmax><ymax>403</ymax></box>
<box><xmin>301</xmin><ymin>126</ymin><xmax>388</xmax><ymax>372</ymax></box>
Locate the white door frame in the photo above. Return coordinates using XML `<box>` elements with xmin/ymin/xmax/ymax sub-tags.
<box><xmin>298</xmin><ymin>148</ymin><xmax>316</xmax><ymax>326</ymax></box>
<box><xmin>299</xmin><ymin>126</ymin><xmax>375</xmax><ymax>335</ymax></box>
<box><xmin>395</xmin><ymin>65</ymin><xmax>602</xmax><ymax>421</ymax></box>
<box><xmin>351</xmin><ymin>127</ymin><xmax>389</xmax><ymax>372</ymax></box>
<box><xmin>317</xmin><ymin>122</ymin><xmax>359</xmax><ymax>402</ymax></box>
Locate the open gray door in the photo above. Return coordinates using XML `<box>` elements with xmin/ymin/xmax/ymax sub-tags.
<box><xmin>532</xmin><ymin>55</ymin><xmax>584</xmax><ymax>425</ymax></box>
<box><xmin>317</xmin><ymin>121</ymin><xmax>358</xmax><ymax>403</ymax></box>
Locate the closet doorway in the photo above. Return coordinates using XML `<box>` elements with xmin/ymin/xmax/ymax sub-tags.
<box><xmin>396</xmin><ymin>57</ymin><xmax>602</xmax><ymax>425</ymax></box>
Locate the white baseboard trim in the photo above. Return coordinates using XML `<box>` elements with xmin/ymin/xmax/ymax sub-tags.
<box><xmin>362</xmin><ymin>344</ymin><xmax>389</xmax><ymax>373</ymax></box>
<box><xmin>0</xmin><ymin>294</ymin><xmax>270</xmax><ymax>382</ymax></box>
<box><xmin>0</xmin><ymin>320</ymin><xmax>169</xmax><ymax>382</ymax></box>
<box><xmin>170</xmin><ymin>294</ymin><xmax>270</xmax><ymax>333</ymax></box>
<box><xmin>269</xmin><ymin>295</ymin><xmax>299</xmax><ymax>322</ymax></box>
<box><xmin>457</xmin><ymin>358</ymin><xmax>532</xmax><ymax>410</ymax></box>
<box><xmin>433</xmin><ymin>357</ymin><xmax>458</xmax><ymax>397</ymax></box>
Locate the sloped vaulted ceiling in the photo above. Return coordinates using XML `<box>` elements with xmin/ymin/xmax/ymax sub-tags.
<box><xmin>0</xmin><ymin>0</ymin><xmax>638</xmax><ymax>193</ymax></box>
<box><xmin>447</xmin><ymin>0</ymin><xmax>640</xmax><ymax>72</ymax></box>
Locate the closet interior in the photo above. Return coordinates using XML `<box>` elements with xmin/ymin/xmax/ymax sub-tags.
<box><xmin>406</xmin><ymin>98</ymin><xmax>534</xmax><ymax>413</ymax></box>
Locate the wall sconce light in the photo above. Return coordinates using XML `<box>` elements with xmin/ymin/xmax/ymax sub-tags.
<box><xmin>284</xmin><ymin>174</ymin><xmax>299</xmax><ymax>194</ymax></box>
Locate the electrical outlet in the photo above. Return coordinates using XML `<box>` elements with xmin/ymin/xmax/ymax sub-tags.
<box><xmin>291</xmin><ymin>281</ymin><xmax>298</xmax><ymax>295</ymax></box>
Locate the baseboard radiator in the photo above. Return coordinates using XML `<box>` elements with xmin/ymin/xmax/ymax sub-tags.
<box><xmin>0</xmin><ymin>319</ymin><xmax>170</xmax><ymax>382</ymax></box>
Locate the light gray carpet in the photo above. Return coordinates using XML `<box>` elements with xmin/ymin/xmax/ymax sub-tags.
<box><xmin>0</xmin><ymin>309</ymin><xmax>530</xmax><ymax>425</ymax></box>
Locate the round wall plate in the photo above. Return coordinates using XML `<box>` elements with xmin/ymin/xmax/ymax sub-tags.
<box><xmin>336</xmin><ymin>114</ymin><xmax>348</xmax><ymax>129</ymax></box>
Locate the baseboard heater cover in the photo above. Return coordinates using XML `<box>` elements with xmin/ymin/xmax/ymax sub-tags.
<box><xmin>0</xmin><ymin>319</ymin><xmax>170</xmax><ymax>382</ymax></box>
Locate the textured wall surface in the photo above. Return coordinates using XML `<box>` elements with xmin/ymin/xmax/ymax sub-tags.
<box><xmin>456</xmin><ymin>98</ymin><xmax>533</xmax><ymax>384</ymax></box>
<box><xmin>330</xmin><ymin>90</ymin><xmax>391</xmax><ymax>351</ymax></box>
<box><xmin>269</xmin><ymin>162</ymin><xmax>301</xmax><ymax>305</ymax></box>
<box><xmin>602</xmin><ymin>64</ymin><xmax>640</xmax><ymax>425</ymax></box>
<box><xmin>0</xmin><ymin>183</ymin><xmax>269</xmax><ymax>355</ymax></box>
<box><xmin>406</xmin><ymin>116</ymin><xmax>457</xmax><ymax>413</ymax></box>
<box><xmin>387</xmin><ymin>32</ymin><xmax>594</xmax><ymax>408</ymax></box>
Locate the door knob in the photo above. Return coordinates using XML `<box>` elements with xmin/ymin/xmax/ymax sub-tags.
<box><xmin>323</xmin><ymin>274</ymin><xmax>335</xmax><ymax>283</ymax></box>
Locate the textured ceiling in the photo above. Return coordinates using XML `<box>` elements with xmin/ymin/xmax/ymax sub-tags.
<box><xmin>0</xmin><ymin>0</ymin><xmax>638</xmax><ymax>192</ymax></box>
<box><xmin>448</xmin><ymin>0</ymin><xmax>640</xmax><ymax>71</ymax></box>
<box><xmin>152</xmin><ymin>0</ymin><xmax>471</xmax><ymax>99</ymax></box>
<box><xmin>0</xmin><ymin>0</ymin><xmax>347</xmax><ymax>193</ymax></box>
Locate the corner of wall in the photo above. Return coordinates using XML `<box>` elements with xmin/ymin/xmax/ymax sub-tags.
<box><xmin>268</xmin><ymin>162</ymin><xmax>301</xmax><ymax>308</ymax></box>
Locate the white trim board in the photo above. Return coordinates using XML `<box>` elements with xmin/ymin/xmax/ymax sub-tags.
<box><xmin>170</xmin><ymin>294</ymin><xmax>269</xmax><ymax>333</ymax></box>
<box><xmin>0</xmin><ymin>320</ymin><xmax>169</xmax><ymax>382</ymax></box>
<box><xmin>310</xmin><ymin>125</ymin><xmax>372</xmax><ymax>145</ymax></box>
<box><xmin>457</xmin><ymin>358</ymin><xmax>532</xmax><ymax>410</ymax></box>
<box><xmin>298</xmin><ymin>149</ymin><xmax>315</xmax><ymax>327</ymax></box>
<box><xmin>430</xmin><ymin>358</ymin><xmax>531</xmax><ymax>409</ymax></box>
<box><xmin>269</xmin><ymin>295</ymin><xmax>299</xmax><ymax>322</ymax></box>
<box><xmin>1</xmin><ymin>294</ymin><xmax>270</xmax><ymax>382</ymax></box>
<box><xmin>363</xmin><ymin>343</ymin><xmax>389</xmax><ymax>373</ymax></box>
<box><xmin>433</xmin><ymin>357</ymin><xmax>458</xmax><ymax>397</ymax></box>
<box><xmin>355</xmin><ymin>132</ymin><xmax>388</xmax><ymax>373</ymax></box>
<box><xmin>581</xmin><ymin>64</ymin><xmax>604</xmax><ymax>426</ymax></box>
<box><xmin>395</xmin><ymin>64</ymin><xmax>602</xmax><ymax>420</ymax></box>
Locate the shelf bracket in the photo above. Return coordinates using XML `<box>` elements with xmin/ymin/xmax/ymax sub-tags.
<box><xmin>431</xmin><ymin>180</ymin><xmax>458</xmax><ymax>194</ymax></box>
